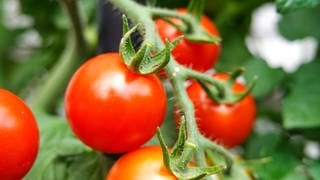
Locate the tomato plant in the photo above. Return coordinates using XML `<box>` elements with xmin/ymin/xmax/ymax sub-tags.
<box><xmin>185</xmin><ymin>73</ymin><xmax>256</xmax><ymax>148</ymax></box>
<box><xmin>0</xmin><ymin>89</ymin><xmax>39</xmax><ymax>179</ymax></box>
<box><xmin>2</xmin><ymin>0</ymin><xmax>320</xmax><ymax>179</ymax></box>
<box><xmin>106</xmin><ymin>146</ymin><xmax>176</xmax><ymax>180</ymax></box>
<box><xmin>155</xmin><ymin>8</ymin><xmax>221</xmax><ymax>72</ymax></box>
<box><xmin>64</xmin><ymin>53</ymin><xmax>167</xmax><ymax>153</ymax></box>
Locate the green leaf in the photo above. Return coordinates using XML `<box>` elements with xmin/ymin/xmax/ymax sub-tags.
<box><xmin>243</xmin><ymin>57</ymin><xmax>286</xmax><ymax>99</ymax></box>
<box><xmin>283</xmin><ymin>61</ymin><xmax>320</xmax><ymax>129</ymax></box>
<box><xmin>245</xmin><ymin>119</ymin><xmax>283</xmax><ymax>158</ymax></box>
<box><xmin>253</xmin><ymin>152</ymin><xmax>306</xmax><ymax>180</ymax></box>
<box><xmin>25</xmin><ymin>113</ymin><xmax>110</xmax><ymax>179</ymax></box>
<box><xmin>276</xmin><ymin>0</ymin><xmax>320</xmax><ymax>13</ymax></box>
<box><xmin>67</xmin><ymin>152</ymin><xmax>112</xmax><ymax>180</ymax></box>
<box><xmin>36</xmin><ymin>114</ymin><xmax>89</xmax><ymax>155</ymax></box>
<box><xmin>244</xmin><ymin>120</ymin><xmax>309</xmax><ymax>179</ymax></box>
<box><xmin>278</xmin><ymin>6</ymin><xmax>320</xmax><ymax>40</ymax></box>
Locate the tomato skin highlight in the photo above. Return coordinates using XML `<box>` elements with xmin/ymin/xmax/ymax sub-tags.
<box><xmin>0</xmin><ymin>89</ymin><xmax>39</xmax><ymax>180</ymax></box>
<box><xmin>106</xmin><ymin>146</ymin><xmax>176</xmax><ymax>180</ymax></box>
<box><xmin>186</xmin><ymin>73</ymin><xmax>256</xmax><ymax>148</ymax></box>
<box><xmin>65</xmin><ymin>53</ymin><xmax>167</xmax><ymax>153</ymax></box>
<box><xmin>155</xmin><ymin>8</ymin><xmax>221</xmax><ymax>72</ymax></box>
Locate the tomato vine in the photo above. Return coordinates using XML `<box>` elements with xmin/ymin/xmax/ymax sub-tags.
<box><xmin>15</xmin><ymin>0</ymin><xmax>257</xmax><ymax>178</ymax></box>
<box><xmin>108</xmin><ymin>0</ymin><xmax>256</xmax><ymax>179</ymax></box>
<box><xmin>4</xmin><ymin>0</ymin><xmax>319</xmax><ymax>179</ymax></box>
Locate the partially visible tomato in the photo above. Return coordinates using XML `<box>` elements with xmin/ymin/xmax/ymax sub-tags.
<box><xmin>65</xmin><ymin>53</ymin><xmax>167</xmax><ymax>154</ymax></box>
<box><xmin>0</xmin><ymin>89</ymin><xmax>39</xmax><ymax>180</ymax></box>
<box><xmin>106</xmin><ymin>146</ymin><xmax>176</xmax><ymax>180</ymax></box>
<box><xmin>155</xmin><ymin>8</ymin><xmax>220</xmax><ymax>72</ymax></box>
<box><xmin>185</xmin><ymin>73</ymin><xmax>256</xmax><ymax>148</ymax></box>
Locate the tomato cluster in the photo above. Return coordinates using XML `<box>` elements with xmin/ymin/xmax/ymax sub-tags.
<box><xmin>0</xmin><ymin>89</ymin><xmax>39</xmax><ymax>179</ymax></box>
<box><xmin>63</xmin><ymin>7</ymin><xmax>256</xmax><ymax>179</ymax></box>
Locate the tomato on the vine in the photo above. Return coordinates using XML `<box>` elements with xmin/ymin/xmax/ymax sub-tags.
<box><xmin>155</xmin><ymin>8</ymin><xmax>221</xmax><ymax>72</ymax></box>
<box><xmin>65</xmin><ymin>53</ymin><xmax>167</xmax><ymax>154</ymax></box>
<box><xmin>185</xmin><ymin>73</ymin><xmax>256</xmax><ymax>148</ymax></box>
<box><xmin>0</xmin><ymin>89</ymin><xmax>39</xmax><ymax>179</ymax></box>
<box><xmin>106</xmin><ymin>146</ymin><xmax>176</xmax><ymax>180</ymax></box>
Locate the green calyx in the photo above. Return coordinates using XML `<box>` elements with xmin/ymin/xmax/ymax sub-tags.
<box><xmin>198</xmin><ymin>68</ymin><xmax>258</xmax><ymax>104</ymax></box>
<box><xmin>150</xmin><ymin>7</ymin><xmax>220</xmax><ymax>44</ymax></box>
<box><xmin>119</xmin><ymin>15</ymin><xmax>180</xmax><ymax>74</ymax></box>
<box><xmin>157</xmin><ymin>118</ymin><xmax>226</xmax><ymax>180</ymax></box>
<box><xmin>186</xmin><ymin>0</ymin><xmax>220</xmax><ymax>44</ymax></box>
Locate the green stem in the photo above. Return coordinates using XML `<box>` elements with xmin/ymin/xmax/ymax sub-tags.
<box><xmin>199</xmin><ymin>136</ymin><xmax>234</xmax><ymax>172</ymax></box>
<box><xmin>110</xmin><ymin>0</ymin><xmax>199</xmax><ymax>166</ymax></box>
<box><xmin>183</xmin><ymin>67</ymin><xmax>225</xmax><ymax>91</ymax></box>
<box><xmin>110</xmin><ymin>0</ymin><xmax>234</xmax><ymax>175</ymax></box>
<box><xmin>61</xmin><ymin>0</ymin><xmax>87</xmax><ymax>53</ymax></box>
<box><xmin>149</xmin><ymin>7</ymin><xmax>198</xmax><ymax>34</ymax></box>
<box><xmin>150</xmin><ymin>7</ymin><xmax>191</xmax><ymax>20</ymax></box>
<box><xmin>206</xmin><ymin>150</ymin><xmax>225</xmax><ymax>180</ymax></box>
<box><xmin>31</xmin><ymin>0</ymin><xmax>87</xmax><ymax>112</ymax></box>
<box><xmin>194</xmin><ymin>149</ymin><xmax>211</xmax><ymax>180</ymax></box>
<box><xmin>160</xmin><ymin>60</ymin><xmax>198</xmax><ymax>168</ymax></box>
<box><xmin>150</xmin><ymin>6</ymin><xmax>220</xmax><ymax>44</ymax></box>
<box><xmin>110</xmin><ymin>0</ymin><xmax>156</xmax><ymax>41</ymax></box>
<box><xmin>187</xmin><ymin>0</ymin><xmax>206</xmax><ymax>21</ymax></box>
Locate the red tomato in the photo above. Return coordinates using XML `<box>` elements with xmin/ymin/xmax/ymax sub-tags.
<box><xmin>155</xmin><ymin>8</ymin><xmax>221</xmax><ymax>72</ymax></box>
<box><xmin>0</xmin><ymin>89</ymin><xmax>39</xmax><ymax>180</ymax></box>
<box><xmin>106</xmin><ymin>146</ymin><xmax>176</xmax><ymax>180</ymax></box>
<box><xmin>186</xmin><ymin>73</ymin><xmax>256</xmax><ymax>148</ymax></box>
<box><xmin>65</xmin><ymin>53</ymin><xmax>167</xmax><ymax>154</ymax></box>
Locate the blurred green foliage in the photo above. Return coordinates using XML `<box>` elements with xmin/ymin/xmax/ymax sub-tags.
<box><xmin>276</xmin><ymin>0</ymin><xmax>320</xmax><ymax>13</ymax></box>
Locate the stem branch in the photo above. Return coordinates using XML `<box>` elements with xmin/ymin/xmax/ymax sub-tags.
<box><xmin>200</xmin><ymin>136</ymin><xmax>234</xmax><ymax>172</ymax></box>
<box><xmin>31</xmin><ymin>0</ymin><xmax>88</xmax><ymax>112</ymax></box>
<box><xmin>166</xmin><ymin>63</ymin><xmax>198</xmax><ymax>166</ymax></box>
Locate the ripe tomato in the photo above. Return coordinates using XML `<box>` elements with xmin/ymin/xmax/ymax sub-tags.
<box><xmin>155</xmin><ymin>8</ymin><xmax>220</xmax><ymax>72</ymax></box>
<box><xmin>0</xmin><ymin>89</ymin><xmax>39</xmax><ymax>179</ymax></box>
<box><xmin>186</xmin><ymin>73</ymin><xmax>256</xmax><ymax>148</ymax></box>
<box><xmin>106</xmin><ymin>146</ymin><xmax>176</xmax><ymax>180</ymax></box>
<box><xmin>65</xmin><ymin>53</ymin><xmax>167</xmax><ymax>154</ymax></box>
